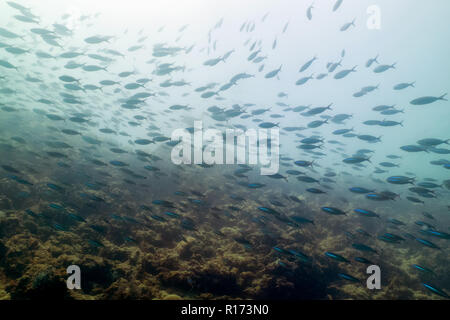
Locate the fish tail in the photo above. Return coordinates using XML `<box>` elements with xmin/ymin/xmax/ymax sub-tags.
<box><xmin>439</xmin><ymin>93</ymin><xmax>447</xmax><ymax>101</ymax></box>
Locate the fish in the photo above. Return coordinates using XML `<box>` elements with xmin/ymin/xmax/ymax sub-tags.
<box><xmin>400</xmin><ymin>145</ymin><xmax>429</xmax><ymax>153</ymax></box>
<box><xmin>378</xmin><ymin>233</ymin><xmax>405</xmax><ymax>243</ymax></box>
<box><xmin>333</xmin><ymin>0</ymin><xmax>344</xmax><ymax>12</ymax></box>
<box><xmin>343</xmin><ymin>156</ymin><xmax>371</xmax><ymax>164</ymax></box>
<box><xmin>410</xmin><ymin>94</ymin><xmax>447</xmax><ymax>105</ymax></box>
<box><xmin>373</xmin><ymin>63</ymin><xmax>396</xmax><ymax>73</ymax></box>
<box><xmin>84</xmin><ymin>35</ymin><xmax>112</xmax><ymax>44</ymax></box>
<box><xmin>265</xmin><ymin>65</ymin><xmax>282</xmax><ymax>79</ymax></box>
<box><xmin>334</xmin><ymin>66</ymin><xmax>357</xmax><ymax>79</ymax></box>
<box><xmin>306</xmin><ymin>4</ymin><xmax>314</xmax><ymax>20</ymax></box>
<box><xmin>290</xmin><ymin>216</ymin><xmax>314</xmax><ymax>225</ymax></box>
<box><xmin>355</xmin><ymin>257</ymin><xmax>373</xmax><ymax>265</ymax></box>
<box><xmin>421</xmin><ymin>230</ymin><xmax>450</xmax><ymax>240</ymax></box>
<box><xmin>0</xmin><ymin>27</ymin><xmax>23</xmax><ymax>39</ymax></box>
<box><xmin>415</xmin><ymin>238</ymin><xmax>440</xmax><ymax>249</ymax></box>
<box><xmin>340</xmin><ymin>19</ymin><xmax>355</xmax><ymax>32</ymax></box>
<box><xmin>393</xmin><ymin>82</ymin><xmax>415</xmax><ymax>90</ymax></box>
<box><xmin>306</xmin><ymin>188</ymin><xmax>326</xmax><ymax>194</ymax></box>
<box><xmin>353</xmin><ymin>209</ymin><xmax>380</xmax><ymax>218</ymax></box>
<box><xmin>297</xmin><ymin>176</ymin><xmax>319</xmax><ymax>183</ymax></box>
<box><xmin>299</xmin><ymin>56</ymin><xmax>317</xmax><ymax>73</ymax></box>
<box><xmin>337</xmin><ymin>273</ymin><xmax>360</xmax><ymax>282</ymax></box>
<box><xmin>412</xmin><ymin>264</ymin><xmax>435</xmax><ymax>274</ymax></box>
<box><xmin>379</xmin><ymin>162</ymin><xmax>399</xmax><ymax>168</ymax></box>
<box><xmin>259</xmin><ymin>122</ymin><xmax>278</xmax><ymax>129</ymax></box>
<box><xmin>352</xmin><ymin>243</ymin><xmax>377</xmax><ymax>254</ymax></box>
<box><xmin>386</xmin><ymin>176</ymin><xmax>415</xmax><ymax>185</ymax></box>
<box><xmin>366</xmin><ymin>55</ymin><xmax>379</xmax><ymax>67</ymax></box>
<box><xmin>135</xmin><ymin>139</ymin><xmax>154</xmax><ymax>145</ymax></box>
<box><xmin>321</xmin><ymin>207</ymin><xmax>346</xmax><ymax>215</ymax></box>
<box><xmin>0</xmin><ymin>59</ymin><xmax>18</xmax><ymax>70</ymax></box>
<box><xmin>325</xmin><ymin>252</ymin><xmax>350</xmax><ymax>263</ymax></box>
<box><xmin>258</xmin><ymin>207</ymin><xmax>280</xmax><ymax>215</ymax></box>
<box><xmin>422</xmin><ymin>212</ymin><xmax>435</xmax><ymax>220</ymax></box>
<box><xmin>422</xmin><ymin>283</ymin><xmax>449</xmax><ymax>299</ymax></box>
<box><xmin>296</xmin><ymin>74</ymin><xmax>314</xmax><ymax>85</ymax></box>
<box><xmin>294</xmin><ymin>160</ymin><xmax>314</xmax><ymax>167</ymax></box>
<box><xmin>307</xmin><ymin>120</ymin><xmax>328</xmax><ymax>128</ymax></box>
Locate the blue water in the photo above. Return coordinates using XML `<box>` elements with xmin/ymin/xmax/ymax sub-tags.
<box><xmin>0</xmin><ymin>0</ymin><xmax>448</xmax><ymax>300</ymax></box>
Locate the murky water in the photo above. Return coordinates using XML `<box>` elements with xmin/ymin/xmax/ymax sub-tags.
<box><xmin>0</xmin><ymin>0</ymin><xmax>449</xmax><ymax>300</ymax></box>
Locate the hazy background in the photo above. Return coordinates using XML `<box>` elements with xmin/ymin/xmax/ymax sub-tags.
<box><xmin>1</xmin><ymin>0</ymin><xmax>449</xmax><ymax>181</ymax></box>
